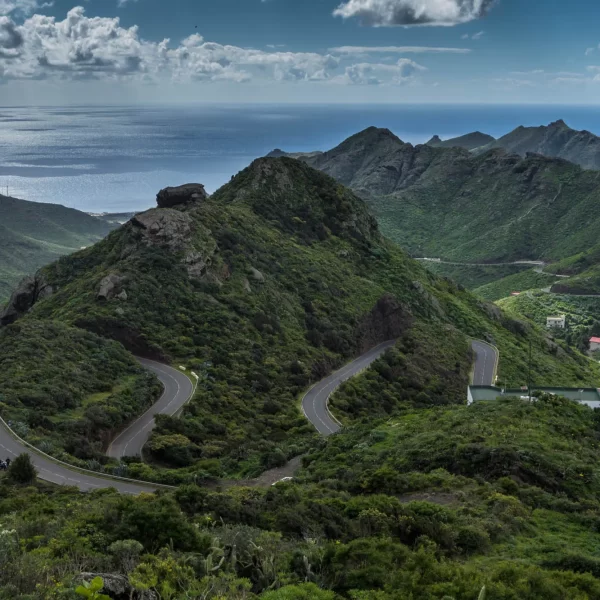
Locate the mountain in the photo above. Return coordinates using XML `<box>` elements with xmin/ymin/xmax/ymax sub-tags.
<box><xmin>426</xmin><ymin>131</ymin><xmax>496</xmax><ymax>150</ymax></box>
<box><xmin>3</xmin><ymin>157</ymin><xmax>597</xmax><ymax>477</ymax></box>
<box><xmin>3</xmin><ymin>157</ymin><xmax>600</xmax><ymax>599</ymax></box>
<box><xmin>0</xmin><ymin>194</ymin><xmax>116</xmax><ymax>302</ymax></box>
<box><xmin>479</xmin><ymin>119</ymin><xmax>600</xmax><ymax>170</ymax></box>
<box><xmin>285</xmin><ymin>127</ymin><xmax>600</xmax><ymax>265</ymax></box>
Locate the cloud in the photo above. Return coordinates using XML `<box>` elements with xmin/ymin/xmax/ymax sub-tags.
<box><xmin>0</xmin><ymin>0</ymin><xmax>43</xmax><ymax>16</ymax></box>
<box><xmin>2</xmin><ymin>6</ymin><xmax>429</xmax><ymax>87</ymax></box>
<box><xmin>334</xmin><ymin>58</ymin><xmax>426</xmax><ymax>85</ymax></box>
<box><xmin>462</xmin><ymin>30</ymin><xmax>484</xmax><ymax>39</ymax></box>
<box><xmin>0</xmin><ymin>16</ymin><xmax>22</xmax><ymax>51</ymax></box>
<box><xmin>330</xmin><ymin>45</ymin><xmax>471</xmax><ymax>54</ymax></box>
<box><xmin>333</xmin><ymin>0</ymin><xmax>496</xmax><ymax>27</ymax></box>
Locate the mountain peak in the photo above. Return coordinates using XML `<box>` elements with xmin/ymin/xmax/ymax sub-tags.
<box><xmin>427</xmin><ymin>135</ymin><xmax>443</xmax><ymax>146</ymax></box>
<box><xmin>549</xmin><ymin>119</ymin><xmax>568</xmax><ymax>129</ymax></box>
<box><xmin>215</xmin><ymin>156</ymin><xmax>380</xmax><ymax>245</ymax></box>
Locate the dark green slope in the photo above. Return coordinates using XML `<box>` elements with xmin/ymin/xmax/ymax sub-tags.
<box><xmin>4</xmin><ymin>157</ymin><xmax>598</xmax><ymax>476</ymax></box>
<box><xmin>297</xmin><ymin>127</ymin><xmax>600</xmax><ymax>264</ymax></box>
<box><xmin>0</xmin><ymin>194</ymin><xmax>115</xmax><ymax>302</ymax></box>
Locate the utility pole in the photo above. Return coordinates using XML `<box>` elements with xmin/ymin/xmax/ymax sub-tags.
<box><xmin>528</xmin><ymin>339</ymin><xmax>533</xmax><ymax>402</ymax></box>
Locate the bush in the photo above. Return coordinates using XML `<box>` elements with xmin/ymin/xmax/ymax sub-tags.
<box><xmin>7</xmin><ymin>453</ymin><xmax>37</xmax><ymax>484</ymax></box>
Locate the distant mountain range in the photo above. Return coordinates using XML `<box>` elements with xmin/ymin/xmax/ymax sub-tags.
<box><xmin>0</xmin><ymin>195</ymin><xmax>120</xmax><ymax>302</ymax></box>
<box><xmin>269</xmin><ymin>126</ymin><xmax>600</xmax><ymax>270</ymax></box>
<box><xmin>426</xmin><ymin>120</ymin><xmax>600</xmax><ymax>170</ymax></box>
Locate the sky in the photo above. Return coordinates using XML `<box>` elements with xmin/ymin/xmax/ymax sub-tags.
<box><xmin>1</xmin><ymin>0</ymin><xmax>600</xmax><ymax>105</ymax></box>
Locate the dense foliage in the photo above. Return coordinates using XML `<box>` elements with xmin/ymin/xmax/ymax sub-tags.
<box><xmin>12</xmin><ymin>158</ymin><xmax>598</xmax><ymax>476</ymax></box>
<box><xmin>0</xmin><ymin>398</ymin><xmax>599</xmax><ymax>598</ymax></box>
<box><xmin>0</xmin><ymin>321</ymin><xmax>161</xmax><ymax>466</ymax></box>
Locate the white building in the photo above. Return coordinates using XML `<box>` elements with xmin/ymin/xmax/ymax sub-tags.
<box><xmin>590</xmin><ymin>337</ymin><xmax>600</xmax><ymax>352</ymax></box>
<box><xmin>547</xmin><ymin>315</ymin><xmax>566</xmax><ymax>329</ymax></box>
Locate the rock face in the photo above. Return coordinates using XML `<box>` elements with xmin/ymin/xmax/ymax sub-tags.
<box><xmin>97</xmin><ymin>274</ymin><xmax>125</xmax><ymax>301</ymax></box>
<box><xmin>79</xmin><ymin>573</ymin><xmax>158</xmax><ymax>600</ymax></box>
<box><xmin>132</xmin><ymin>209</ymin><xmax>193</xmax><ymax>252</ymax></box>
<box><xmin>0</xmin><ymin>274</ymin><xmax>52</xmax><ymax>326</ymax></box>
<box><xmin>131</xmin><ymin>208</ymin><xmax>218</xmax><ymax>280</ymax></box>
<box><xmin>357</xmin><ymin>293</ymin><xmax>413</xmax><ymax>353</ymax></box>
<box><xmin>156</xmin><ymin>183</ymin><xmax>207</xmax><ymax>208</ymax></box>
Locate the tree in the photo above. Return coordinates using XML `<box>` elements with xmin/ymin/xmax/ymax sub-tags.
<box><xmin>7</xmin><ymin>453</ymin><xmax>37</xmax><ymax>484</ymax></box>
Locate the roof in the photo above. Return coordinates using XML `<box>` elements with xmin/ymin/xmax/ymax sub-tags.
<box><xmin>547</xmin><ymin>316</ymin><xmax>565</xmax><ymax>321</ymax></box>
<box><xmin>590</xmin><ymin>337</ymin><xmax>600</xmax><ymax>344</ymax></box>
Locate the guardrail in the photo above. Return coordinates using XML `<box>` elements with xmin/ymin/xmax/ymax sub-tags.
<box><xmin>0</xmin><ymin>414</ymin><xmax>175</xmax><ymax>491</ymax></box>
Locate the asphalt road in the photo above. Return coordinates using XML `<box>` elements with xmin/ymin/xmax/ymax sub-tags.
<box><xmin>0</xmin><ymin>359</ymin><xmax>194</xmax><ymax>494</ymax></box>
<box><xmin>302</xmin><ymin>341</ymin><xmax>397</xmax><ymax>436</ymax></box>
<box><xmin>471</xmin><ymin>341</ymin><xmax>499</xmax><ymax>386</ymax></box>
<box><xmin>107</xmin><ymin>359</ymin><xmax>194</xmax><ymax>459</ymax></box>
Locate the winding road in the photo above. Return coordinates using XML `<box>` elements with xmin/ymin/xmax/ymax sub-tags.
<box><xmin>0</xmin><ymin>360</ymin><xmax>193</xmax><ymax>494</ymax></box>
<box><xmin>302</xmin><ymin>341</ymin><xmax>397</xmax><ymax>435</ymax></box>
<box><xmin>107</xmin><ymin>359</ymin><xmax>194</xmax><ymax>459</ymax></box>
<box><xmin>471</xmin><ymin>340</ymin><xmax>499</xmax><ymax>386</ymax></box>
<box><xmin>0</xmin><ymin>338</ymin><xmax>496</xmax><ymax>492</ymax></box>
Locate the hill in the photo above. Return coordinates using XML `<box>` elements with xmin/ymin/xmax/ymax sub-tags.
<box><xmin>479</xmin><ymin>119</ymin><xmax>600</xmax><ymax>170</ymax></box>
<box><xmin>426</xmin><ymin>131</ymin><xmax>495</xmax><ymax>150</ymax></box>
<box><xmin>0</xmin><ymin>194</ymin><xmax>115</xmax><ymax>302</ymax></box>
<box><xmin>287</xmin><ymin>127</ymin><xmax>600</xmax><ymax>264</ymax></box>
<box><xmin>2</xmin><ymin>157</ymin><xmax>598</xmax><ymax>478</ymax></box>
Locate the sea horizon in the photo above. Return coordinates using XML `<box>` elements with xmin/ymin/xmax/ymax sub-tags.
<box><xmin>2</xmin><ymin>102</ymin><xmax>600</xmax><ymax>213</ymax></box>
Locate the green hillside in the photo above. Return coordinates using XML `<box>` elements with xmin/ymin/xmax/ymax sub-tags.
<box><xmin>1</xmin><ymin>157</ymin><xmax>600</xmax><ymax>599</ymax></box>
<box><xmin>0</xmin><ymin>194</ymin><xmax>114</xmax><ymax>302</ymax></box>
<box><xmin>2</xmin><ymin>395</ymin><xmax>600</xmax><ymax>599</ymax></box>
<box><xmin>296</xmin><ymin>127</ymin><xmax>600</xmax><ymax>264</ymax></box>
<box><xmin>3</xmin><ymin>157</ymin><xmax>598</xmax><ymax>479</ymax></box>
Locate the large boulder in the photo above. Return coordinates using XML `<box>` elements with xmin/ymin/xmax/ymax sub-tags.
<box><xmin>97</xmin><ymin>274</ymin><xmax>125</xmax><ymax>301</ymax></box>
<box><xmin>0</xmin><ymin>274</ymin><xmax>52</xmax><ymax>326</ymax></box>
<box><xmin>156</xmin><ymin>183</ymin><xmax>207</xmax><ymax>208</ymax></box>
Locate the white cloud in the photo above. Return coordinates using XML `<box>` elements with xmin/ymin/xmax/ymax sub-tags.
<box><xmin>0</xmin><ymin>0</ymin><xmax>46</xmax><ymax>16</ymax></box>
<box><xmin>333</xmin><ymin>0</ymin><xmax>496</xmax><ymax>27</ymax></box>
<box><xmin>334</xmin><ymin>58</ymin><xmax>426</xmax><ymax>85</ymax></box>
<box><xmin>330</xmin><ymin>45</ymin><xmax>471</xmax><ymax>54</ymax></box>
<box><xmin>0</xmin><ymin>6</ymin><xmax>431</xmax><ymax>87</ymax></box>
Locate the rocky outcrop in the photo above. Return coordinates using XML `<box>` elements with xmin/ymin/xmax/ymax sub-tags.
<box><xmin>156</xmin><ymin>183</ymin><xmax>207</xmax><ymax>208</ymax></box>
<box><xmin>97</xmin><ymin>274</ymin><xmax>125</xmax><ymax>301</ymax></box>
<box><xmin>79</xmin><ymin>573</ymin><xmax>158</xmax><ymax>600</ymax></box>
<box><xmin>0</xmin><ymin>274</ymin><xmax>52</xmax><ymax>326</ymax></box>
<box><xmin>357</xmin><ymin>293</ymin><xmax>413</xmax><ymax>353</ymax></box>
<box><xmin>132</xmin><ymin>209</ymin><xmax>193</xmax><ymax>252</ymax></box>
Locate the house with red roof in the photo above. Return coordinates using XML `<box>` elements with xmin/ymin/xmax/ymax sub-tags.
<box><xmin>590</xmin><ymin>337</ymin><xmax>600</xmax><ymax>352</ymax></box>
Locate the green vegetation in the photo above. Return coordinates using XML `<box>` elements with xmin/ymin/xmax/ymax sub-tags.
<box><xmin>422</xmin><ymin>262</ymin><xmax>532</xmax><ymax>291</ymax></box>
<box><xmin>499</xmin><ymin>292</ymin><xmax>600</xmax><ymax>352</ymax></box>
<box><xmin>474</xmin><ymin>269</ymin><xmax>559</xmax><ymax>301</ymax></box>
<box><xmin>0</xmin><ymin>194</ymin><xmax>114</xmax><ymax>303</ymax></box>
<box><xmin>0</xmin><ymin>320</ymin><xmax>161</xmax><ymax>466</ymax></box>
<box><xmin>301</xmin><ymin>128</ymin><xmax>600</xmax><ymax>263</ymax></box>
<box><xmin>8</xmin><ymin>157</ymin><xmax>597</xmax><ymax>478</ymax></box>
<box><xmin>7</xmin><ymin>454</ymin><xmax>37</xmax><ymax>485</ymax></box>
<box><xmin>0</xmin><ymin>397</ymin><xmax>599</xmax><ymax>598</ymax></box>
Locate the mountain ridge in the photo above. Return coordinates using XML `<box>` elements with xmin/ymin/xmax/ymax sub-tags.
<box><xmin>0</xmin><ymin>194</ymin><xmax>117</xmax><ymax>302</ymax></box>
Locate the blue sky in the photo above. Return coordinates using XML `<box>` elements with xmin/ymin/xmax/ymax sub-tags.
<box><xmin>1</xmin><ymin>0</ymin><xmax>600</xmax><ymax>104</ymax></box>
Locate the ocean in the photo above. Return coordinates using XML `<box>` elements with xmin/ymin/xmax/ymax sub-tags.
<box><xmin>1</xmin><ymin>104</ymin><xmax>600</xmax><ymax>213</ymax></box>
